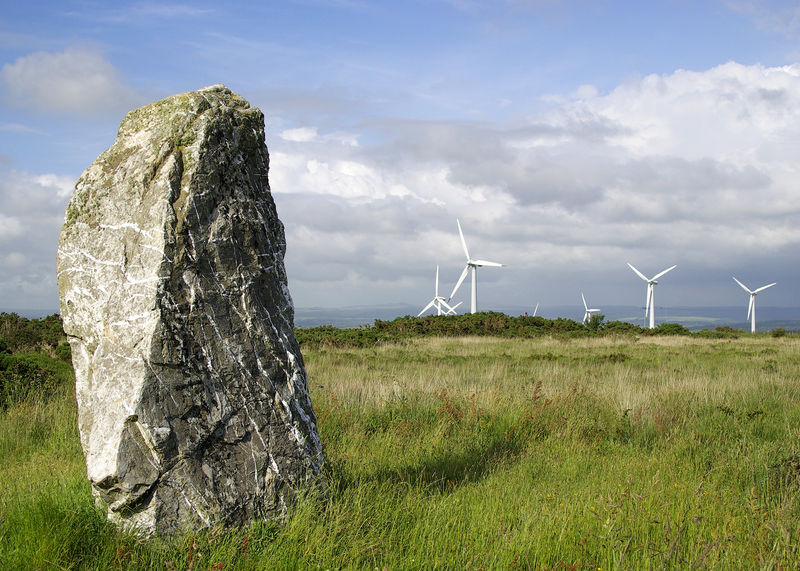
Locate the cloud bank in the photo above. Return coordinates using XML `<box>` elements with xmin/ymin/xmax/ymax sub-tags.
<box><xmin>265</xmin><ymin>61</ymin><xmax>800</xmax><ymax>308</ymax></box>
<box><xmin>2</xmin><ymin>60</ymin><xmax>799</xmax><ymax>311</ymax></box>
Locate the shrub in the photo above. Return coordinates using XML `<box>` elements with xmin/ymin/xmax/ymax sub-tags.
<box><xmin>56</xmin><ymin>342</ymin><xmax>72</xmax><ymax>362</ymax></box>
<box><xmin>0</xmin><ymin>314</ymin><xmax>73</xmax><ymax>408</ymax></box>
<box><xmin>694</xmin><ymin>326</ymin><xmax>741</xmax><ymax>339</ymax></box>
<box><xmin>0</xmin><ymin>313</ymin><xmax>66</xmax><ymax>353</ymax></box>
<box><xmin>651</xmin><ymin>322</ymin><xmax>690</xmax><ymax>336</ymax></box>
<box><xmin>296</xmin><ymin>312</ymin><xmax>649</xmax><ymax>348</ymax></box>
<box><xmin>601</xmin><ymin>320</ymin><xmax>645</xmax><ymax>335</ymax></box>
<box><xmin>0</xmin><ymin>352</ymin><xmax>75</xmax><ymax>409</ymax></box>
<box><xmin>585</xmin><ymin>313</ymin><xmax>605</xmax><ymax>331</ymax></box>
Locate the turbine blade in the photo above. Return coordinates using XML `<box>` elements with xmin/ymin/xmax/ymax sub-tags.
<box><xmin>444</xmin><ymin>301</ymin><xmax>462</xmax><ymax>315</ymax></box>
<box><xmin>581</xmin><ymin>292</ymin><xmax>588</xmax><ymax>311</ymax></box>
<box><xmin>472</xmin><ymin>259</ymin><xmax>503</xmax><ymax>267</ymax></box>
<box><xmin>533</xmin><ymin>303</ymin><xmax>539</xmax><ymax>317</ymax></box>
<box><xmin>747</xmin><ymin>295</ymin><xmax>754</xmax><ymax>320</ymax></box>
<box><xmin>628</xmin><ymin>262</ymin><xmax>649</xmax><ymax>282</ymax></box>
<box><xmin>652</xmin><ymin>265</ymin><xmax>677</xmax><ymax>281</ymax></box>
<box><xmin>450</xmin><ymin>265</ymin><xmax>470</xmax><ymax>300</ymax></box>
<box><xmin>754</xmin><ymin>282</ymin><xmax>777</xmax><ymax>293</ymax></box>
<box><xmin>732</xmin><ymin>277</ymin><xmax>752</xmax><ymax>294</ymax></box>
<box><xmin>418</xmin><ymin>299</ymin><xmax>436</xmax><ymax>317</ymax></box>
<box><xmin>456</xmin><ymin>219</ymin><xmax>470</xmax><ymax>260</ymax></box>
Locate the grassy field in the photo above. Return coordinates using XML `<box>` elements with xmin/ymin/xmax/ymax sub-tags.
<box><xmin>2</xmin><ymin>334</ymin><xmax>800</xmax><ymax>568</ymax></box>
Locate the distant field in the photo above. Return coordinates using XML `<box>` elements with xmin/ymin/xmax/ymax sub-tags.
<box><xmin>2</xmin><ymin>332</ymin><xmax>800</xmax><ymax>568</ymax></box>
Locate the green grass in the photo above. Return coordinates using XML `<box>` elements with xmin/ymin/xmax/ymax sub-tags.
<box><xmin>3</xmin><ymin>335</ymin><xmax>800</xmax><ymax>568</ymax></box>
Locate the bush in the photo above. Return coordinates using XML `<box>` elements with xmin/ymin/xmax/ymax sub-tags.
<box><xmin>602</xmin><ymin>320</ymin><xmax>646</xmax><ymax>335</ymax></box>
<box><xmin>0</xmin><ymin>313</ymin><xmax>66</xmax><ymax>354</ymax></box>
<box><xmin>695</xmin><ymin>326</ymin><xmax>741</xmax><ymax>339</ymax></box>
<box><xmin>56</xmin><ymin>342</ymin><xmax>72</xmax><ymax>362</ymax></box>
<box><xmin>0</xmin><ymin>314</ymin><xmax>73</xmax><ymax>408</ymax></box>
<box><xmin>296</xmin><ymin>312</ymin><xmax>648</xmax><ymax>348</ymax></box>
<box><xmin>585</xmin><ymin>313</ymin><xmax>605</xmax><ymax>331</ymax></box>
<box><xmin>0</xmin><ymin>352</ymin><xmax>75</xmax><ymax>409</ymax></box>
<box><xmin>651</xmin><ymin>322</ymin><xmax>690</xmax><ymax>336</ymax></box>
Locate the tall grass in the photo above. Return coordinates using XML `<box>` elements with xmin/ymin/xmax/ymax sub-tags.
<box><xmin>2</xmin><ymin>335</ymin><xmax>800</xmax><ymax>568</ymax></box>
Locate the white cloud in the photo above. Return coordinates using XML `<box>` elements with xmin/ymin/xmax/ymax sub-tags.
<box><xmin>279</xmin><ymin>125</ymin><xmax>360</xmax><ymax>146</ymax></box>
<box><xmin>0</xmin><ymin>46</ymin><xmax>140</xmax><ymax>114</ymax></box>
<box><xmin>573</xmin><ymin>84</ymin><xmax>599</xmax><ymax>100</ymax></box>
<box><xmin>34</xmin><ymin>174</ymin><xmax>75</xmax><ymax>199</ymax></box>
<box><xmin>577</xmin><ymin>62</ymin><xmax>800</xmax><ymax>161</ymax></box>
<box><xmin>280</xmin><ymin>127</ymin><xmax>319</xmax><ymax>143</ymax></box>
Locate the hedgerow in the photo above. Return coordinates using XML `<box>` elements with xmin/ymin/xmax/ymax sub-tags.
<box><xmin>295</xmin><ymin>312</ymin><xmax>673</xmax><ymax>348</ymax></box>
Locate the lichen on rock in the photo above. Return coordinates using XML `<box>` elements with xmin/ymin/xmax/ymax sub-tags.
<box><xmin>57</xmin><ymin>85</ymin><xmax>324</xmax><ymax>536</ymax></box>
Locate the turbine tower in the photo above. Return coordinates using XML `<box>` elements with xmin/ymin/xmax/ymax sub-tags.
<box><xmin>418</xmin><ymin>266</ymin><xmax>462</xmax><ymax>316</ymax></box>
<box><xmin>581</xmin><ymin>292</ymin><xmax>601</xmax><ymax>324</ymax></box>
<box><xmin>449</xmin><ymin>219</ymin><xmax>503</xmax><ymax>314</ymax></box>
<box><xmin>627</xmin><ymin>262</ymin><xmax>676</xmax><ymax>329</ymax></box>
<box><xmin>732</xmin><ymin>277</ymin><xmax>776</xmax><ymax>333</ymax></box>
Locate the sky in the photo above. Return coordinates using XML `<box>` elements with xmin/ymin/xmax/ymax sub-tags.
<box><xmin>1</xmin><ymin>0</ymin><xmax>800</xmax><ymax>314</ymax></box>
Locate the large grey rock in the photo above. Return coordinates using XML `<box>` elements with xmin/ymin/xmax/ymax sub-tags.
<box><xmin>57</xmin><ymin>85</ymin><xmax>324</xmax><ymax>536</ymax></box>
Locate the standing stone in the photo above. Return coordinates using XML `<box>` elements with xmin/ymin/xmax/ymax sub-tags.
<box><xmin>57</xmin><ymin>85</ymin><xmax>324</xmax><ymax>536</ymax></box>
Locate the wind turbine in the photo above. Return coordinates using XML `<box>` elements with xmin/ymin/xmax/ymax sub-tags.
<box><xmin>581</xmin><ymin>293</ymin><xmax>601</xmax><ymax>324</ymax></box>
<box><xmin>732</xmin><ymin>277</ymin><xmax>776</xmax><ymax>333</ymax></box>
<box><xmin>418</xmin><ymin>266</ymin><xmax>462</xmax><ymax>316</ymax></box>
<box><xmin>627</xmin><ymin>262</ymin><xmax>676</xmax><ymax>329</ymax></box>
<box><xmin>448</xmin><ymin>219</ymin><xmax>503</xmax><ymax>314</ymax></box>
